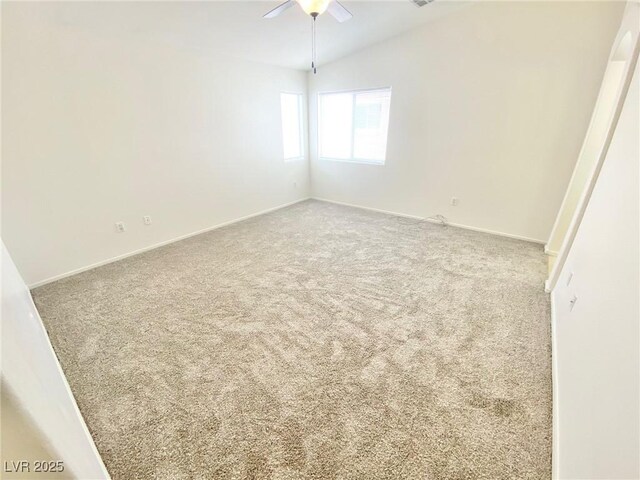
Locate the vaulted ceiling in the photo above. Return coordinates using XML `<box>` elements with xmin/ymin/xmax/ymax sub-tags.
<box><xmin>42</xmin><ymin>1</ymin><xmax>469</xmax><ymax>70</ymax></box>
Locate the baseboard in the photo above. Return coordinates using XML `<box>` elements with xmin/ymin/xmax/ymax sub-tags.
<box><xmin>3</xmin><ymin>246</ymin><xmax>110</xmax><ymax>479</ymax></box>
<box><xmin>443</xmin><ymin>219</ymin><xmax>545</xmax><ymax>245</ymax></box>
<box><xmin>311</xmin><ymin>197</ymin><xmax>546</xmax><ymax>245</ymax></box>
<box><xmin>29</xmin><ymin>198</ymin><xmax>310</xmax><ymax>289</ymax></box>
<box><xmin>312</xmin><ymin>197</ymin><xmax>424</xmax><ymax>220</ymax></box>
<box><xmin>30</xmin><ymin>294</ymin><xmax>111</xmax><ymax>479</ymax></box>
<box><xmin>544</xmin><ymin>245</ymin><xmax>559</xmax><ymax>257</ymax></box>
<box><xmin>550</xmin><ymin>293</ymin><xmax>560</xmax><ymax>480</ymax></box>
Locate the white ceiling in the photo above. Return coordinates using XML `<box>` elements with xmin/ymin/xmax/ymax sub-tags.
<box><xmin>49</xmin><ymin>1</ymin><xmax>469</xmax><ymax>70</ymax></box>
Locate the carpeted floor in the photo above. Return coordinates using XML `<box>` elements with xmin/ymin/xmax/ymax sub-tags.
<box><xmin>32</xmin><ymin>200</ymin><xmax>552</xmax><ymax>479</ymax></box>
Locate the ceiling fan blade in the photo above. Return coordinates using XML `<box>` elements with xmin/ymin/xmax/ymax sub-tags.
<box><xmin>411</xmin><ymin>0</ymin><xmax>434</xmax><ymax>6</ymax></box>
<box><xmin>263</xmin><ymin>0</ymin><xmax>295</xmax><ymax>19</ymax></box>
<box><xmin>327</xmin><ymin>1</ymin><xmax>353</xmax><ymax>23</ymax></box>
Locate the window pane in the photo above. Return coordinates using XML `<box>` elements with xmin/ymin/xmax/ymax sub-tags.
<box><xmin>318</xmin><ymin>88</ymin><xmax>391</xmax><ymax>164</ymax></box>
<box><xmin>319</xmin><ymin>92</ymin><xmax>353</xmax><ymax>159</ymax></box>
<box><xmin>353</xmin><ymin>89</ymin><xmax>391</xmax><ymax>162</ymax></box>
<box><xmin>281</xmin><ymin>93</ymin><xmax>302</xmax><ymax>159</ymax></box>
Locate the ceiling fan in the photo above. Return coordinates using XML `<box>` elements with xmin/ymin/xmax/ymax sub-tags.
<box><xmin>263</xmin><ymin>0</ymin><xmax>433</xmax><ymax>74</ymax></box>
<box><xmin>264</xmin><ymin>0</ymin><xmax>353</xmax><ymax>23</ymax></box>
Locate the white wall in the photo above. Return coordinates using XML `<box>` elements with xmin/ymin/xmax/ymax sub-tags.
<box><xmin>551</xmin><ymin>58</ymin><xmax>639</xmax><ymax>479</ymax></box>
<box><xmin>545</xmin><ymin>3</ymin><xmax>640</xmax><ymax>292</ymax></box>
<box><xmin>546</xmin><ymin>59</ymin><xmax>627</xmax><ymax>255</ymax></box>
<box><xmin>1</xmin><ymin>243</ymin><xmax>109</xmax><ymax>479</ymax></box>
<box><xmin>1</xmin><ymin>2</ymin><xmax>310</xmax><ymax>287</ymax></box>
<box><xmin>1</xmin><ymin>384</ymin><xmax>72</xmax><ymax>480</ymax></box>
<box><xmin>547</xmin><ymin>3</ymin><xmax>640</xmax><ymax>257</ymax></box>
<box><xmin>308</xmin><ymin>1</ymin><xmax>624</xmax><ymax>243</ymax></box>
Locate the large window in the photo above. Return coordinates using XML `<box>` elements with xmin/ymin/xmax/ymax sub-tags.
<box><xmin>280</xmin><ymin>93</ymin><xmax>304</xmax><ymax>161</ymax></box>
<box><xmin>318</xmin><ymin>88</ymin><xmax>391</xmax><ymax>164</ymax></box>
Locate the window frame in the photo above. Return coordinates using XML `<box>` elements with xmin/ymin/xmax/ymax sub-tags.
<box><xmin>317</xmin><ymin>86</ymin><xmax>392</xmax><ymax>166</ymax></box>
<box><xmin>280</xmin><ymin>92</ymin><xmax>305</xmax><ymax>162</ymax></box>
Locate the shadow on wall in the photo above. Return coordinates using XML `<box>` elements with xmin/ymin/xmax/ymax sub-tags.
<box><xmin>0</xmin><ymin>384</ymin><xmax>72</xmax><ymax>480</ymax></box>
<box><xmin>1</xmin><ymin>243</ymin><xmax>109</xmax><ymax>479</ymax></box>
<box><xmin>546</xmin><ymin>22</ymin><xmax>639</xmax><ymax>284</ymax></box>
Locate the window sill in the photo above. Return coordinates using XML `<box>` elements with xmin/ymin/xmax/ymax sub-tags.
<box><xmin>318</xmin><ymin>157</ymin><xmax>385</xmax><ymax>166</ymax></box>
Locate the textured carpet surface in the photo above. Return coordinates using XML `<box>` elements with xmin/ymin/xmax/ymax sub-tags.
<box><xmin>32</xmin><ymin>200</ymin><xmax>552</xmax><ymax>479</ymax></box>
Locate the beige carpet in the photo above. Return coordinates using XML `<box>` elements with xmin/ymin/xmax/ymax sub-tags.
<box><xmin>32</xmin><ymin>200</ymin><xmax>551</xmax><ymax>479</ymax></box>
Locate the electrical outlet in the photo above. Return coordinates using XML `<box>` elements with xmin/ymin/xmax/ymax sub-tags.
<box><xmin>451</xmin><ymin>197</ymin><xmax>459</xmax><ymax>206</ymax></box>
<box><xmin>143</xmin><ymin>215</ymin><xmax>152</xmax><ymax>225</ymax></box>
<box><xmin>115</xmin><ymin>222</ymin><xmax>126</xmax><ymax>233</ymax></box>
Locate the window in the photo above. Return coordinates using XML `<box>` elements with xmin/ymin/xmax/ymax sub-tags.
<box><xmin>280</xmin><ymin>93</ymin><xmax>304</xmax><ymax>160</ymax></box>
<box><xmin>318</xmin><ymin>88</ymin><xmax>391</xmax><ymax>164</ymax></box>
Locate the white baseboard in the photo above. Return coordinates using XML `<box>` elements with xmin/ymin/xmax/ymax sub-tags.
<box><xmin>31</xmin><ymin>196</ymin><xmax>544</xmax><ymax>289</ymax></box>
<box><xmin>29</xmin><ymin>198</ymin><xmax>310</xmax><ymax>289</ymax></box>
<box><xmin>544</xmin><ymin>245</ymin><xmax>559</xmax><ymax>256</ymax></box>
<box><xmin>31</xmin><ymin>297</ymin><xmax>111</xmax><ymax>479</ymax></box>
<box><xmin>550</xmin><ymin>293</ymin><xmax>560</xmax><ymax>480</ymax></box>
<box><xmin>312</xmin><ymin>197</ymin><xmax>424</xmax><ymax>220</ymax></box>
<box><xmin>311</xmin><ymin>197</ymin><xmax>546</xmax><ymax>245</ymax></box>
<box><xmin>3</xmin><ymin>245</ymin><xmax>110</xmax><ymax>479</ymax></box>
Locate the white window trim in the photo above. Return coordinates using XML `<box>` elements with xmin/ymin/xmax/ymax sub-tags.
<box><xmin>316</xmin><ymin>157</ymin><xmax>386</xmax><ymax>166</ymax></box>
<box><xmin>317</xmin><ymin>86</ymin><xmax>392</xmax><ymax>166</ymax></box>
<box><xmin>281</xmin><ymin>92</ymin><xmax>305</xmax><ymax>162</ymax></box>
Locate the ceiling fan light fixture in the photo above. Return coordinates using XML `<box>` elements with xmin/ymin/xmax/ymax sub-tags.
<box><xmin>297</xmin><ymin>0</ymin><xmax>331</xmax><ymax>16</ymax></box>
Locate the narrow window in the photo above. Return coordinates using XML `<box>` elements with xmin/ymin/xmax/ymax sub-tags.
<box><xmin>318</xmin><ymin>88</ymin><xmax>391</xmax><ymax>164</ymax></box>
<box><xmin>280</xmin><ymin>93</ymin><xmax>304</xmax><ymax>161</ymax></box>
